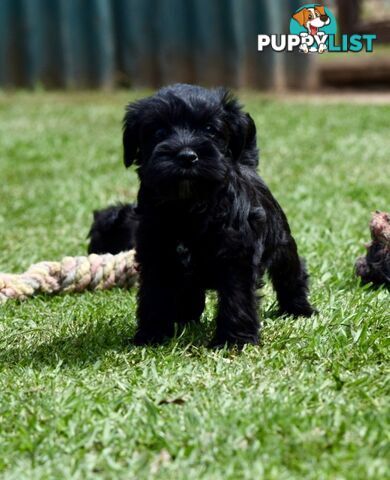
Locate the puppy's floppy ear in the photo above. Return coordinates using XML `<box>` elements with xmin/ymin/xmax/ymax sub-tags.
<box><xmin>292</xmin><ymin>9</ymin><xmax>307</xmax><ymax>26</ymax></box>
<box><xmin>220</xmin><ymin>89</ymin><xmax>257</xmax><ymax>166</ymax></box>
<box><xmin>123</xmin><ymin>102</ymin><xmax>141</xmax><ymax>168</ymax></box>
<box><xmin>315</xmin><ymin>6</ymin><xmax>326</xmax><ymax>15</ymax></box>
<box><xmin>230</xmin><ymin>112</ymin><xmax>257</xmax><ymax>162</ymax></box>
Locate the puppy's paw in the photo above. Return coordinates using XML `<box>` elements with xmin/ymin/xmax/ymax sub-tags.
<box><xmin>132</xmin><ymin>329</ymin><xmax>168</xmax><ymax>346</ymax></box>
<box><xmin>280</xmin><ymin>302</ymin><xmax>318</xmax><ymax>318</ymax></box>
<box><xmin>318</xmin><ymin>44</ymin><xmax>327</xmax><ymax>54</ymax></box>
<box><xmin>299</xmin><ymin>44</ymin><xmax>309</xmax><ymax>54</ymax></box>
<box><xmin>208</xmin><ymin>334</ymin><xmax>259</xmax><ymax>350</ymax></box>
<box><xmin>177</xmin><ymin>316</ymin><xmax>202</xmax><ymax>326</ymax></box>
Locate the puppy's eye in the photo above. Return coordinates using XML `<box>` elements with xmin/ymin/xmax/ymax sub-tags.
<box><xmin>308</xmin><ymin>14</ymin><xmax>313</xmax><ymax>19</ymax></box>
<box><xmin>154</xmin><ymin>127</ymin><xmax>169</xmax><ymax>140</ymax></box>
<box><xmin>205</xmin><ymin>124</ymin><xmax>217</xmax><ymax>136</ymax></box>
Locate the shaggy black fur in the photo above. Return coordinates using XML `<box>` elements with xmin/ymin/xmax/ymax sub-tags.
<box><xmin>87</xmin><ymin>203</ymin><xmax>138</xmax><ymax>254</ymax></box>
<box><xmin>356</xmin><ymin>243</ymin><xmax>390</xmax><ymax>286</ymax></box>
<box><xmin>122</xmin><ymin>83</ymin><xmax>315</xmax><ymax>347</ymax></box>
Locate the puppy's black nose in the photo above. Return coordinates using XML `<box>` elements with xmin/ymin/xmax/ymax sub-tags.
<box><xmin>176</xmin><ymin>148</ymin><xmax>198</xmax><ymax>166</ymax></box>
<box><xmin>320</xmin><ymin>14</ymin><xmax>328</xmax><ymax>21</ymax></box>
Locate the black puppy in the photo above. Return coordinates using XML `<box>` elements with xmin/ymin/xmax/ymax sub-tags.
<box><xmin>87</xmin><ymin>203</ymin><xmax>138</xmax><ymax>254</ymax></box>
<box><xmin>123</xmin><ymin>84</ymin><xmax>315</xmax><ymax>347</ymax></box>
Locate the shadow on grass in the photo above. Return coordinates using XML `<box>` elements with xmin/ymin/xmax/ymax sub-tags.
<box><xmin>0</xmin><ymin>288</ymin><xmax>280</xmax><ymax>368</ymax></box>
<box><xmin>0</xmin><ymin>316</ymin><xmax>216</xmax><ymax>368</ymax></box>
<box><xmin>0</xmin><ymin>318</ymin><xmax>131</xmax><ymax>368</ymax></box>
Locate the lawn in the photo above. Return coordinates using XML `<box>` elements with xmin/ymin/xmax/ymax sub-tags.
<box><xmin>0</xmin><ymin>91</ymin><xmax>389</xmax><ymax>480</ymax></box>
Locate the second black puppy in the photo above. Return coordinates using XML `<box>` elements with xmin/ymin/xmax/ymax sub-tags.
<box><xmin>123</xmin><ymin>84</ymin><xmax>315</xmax><ymax>347</ymax></box>
<box><xmin>87</xmin><ymin>203</ymin><xmax>138</xmax><ymax>254</ymax></box>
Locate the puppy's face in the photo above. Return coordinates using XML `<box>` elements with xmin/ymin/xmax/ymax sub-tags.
<box><xmin>123</xmin><ymin>84</ymin><xmax>256</xmax><ymax>199</ymax></box>
<box><xmin>292</xmin><ymin>6</ymin><xmax>330</xmax><ymax>35</ymax></box>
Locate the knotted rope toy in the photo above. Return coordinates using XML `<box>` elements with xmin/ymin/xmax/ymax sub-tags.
<box><xmin>355</xmin><ymin>211</ymin><xmax>390</xmax><ymax>287</ymax></box>
<box><xmin>0</xmin><ymin>250</ymin><xmax>138</xmax><ymax>304</ymax></box>
<box><xmin>2</xmin><ymin>209</ymin><xmax>387</xmax><ymax>304</ymax></box>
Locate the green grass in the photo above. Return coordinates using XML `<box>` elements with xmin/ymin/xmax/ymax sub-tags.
<box><xmin>0</xmin><ymin>91</ymin><xmax>389</xmax><ymax>480</ymax></box>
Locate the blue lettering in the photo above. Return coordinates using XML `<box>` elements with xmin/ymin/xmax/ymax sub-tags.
<box><xmin>342</xmin><ymin>34</ymin><xmax>349</xmax><ymax>51</ymax></box>
<box><xmin>349</xmin><ymin>34</ymin><xmax>363</xmax><ymax>52</ymax></box>
<box><xmin>328</xmin><ymin>35</ymin><xmax>340</xmax><ymax>52</ymax></box>
<box><xmin>362</xmin><ymin>34</ymin><xmax>376</xmax><ymax>52</ymax></box>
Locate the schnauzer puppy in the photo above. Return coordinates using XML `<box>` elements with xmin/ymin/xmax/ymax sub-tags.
<box><xmin>87</xmin><ymin>203</ymin><xmax>138</xmax><ymax>254</ymax></box>
<box><xmin>123</xmin><ymin>83</ymin><xmax>316</xmax><ymax>347</ymax></box>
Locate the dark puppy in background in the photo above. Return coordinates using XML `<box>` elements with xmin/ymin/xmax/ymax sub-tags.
<box><xmin>118</xmin><ymin>84</ymin><xmax>315</xmax><ymax>347</ymax></box>
<box><xmin>88</xmin><ymin>203</ymin><xmax>138</xmax><ymax>254</ymax></box>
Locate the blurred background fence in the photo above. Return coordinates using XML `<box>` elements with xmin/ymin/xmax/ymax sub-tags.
<box><xmin>0</xmin><ymin>0</ymin><xmax>310</xmax><ymax>90</ymax></box>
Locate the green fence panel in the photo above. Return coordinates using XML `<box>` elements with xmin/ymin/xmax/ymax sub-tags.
<box><xmin>0</xmin><ymin>0</ymin><xmax>310</xmax><ymax>89</ymax></box>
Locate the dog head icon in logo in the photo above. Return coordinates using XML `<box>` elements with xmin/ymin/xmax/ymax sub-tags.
<box><xmin>290</xmin><ymin>4</ymin><xmax>337</xmax><ymax>53</ymax></box>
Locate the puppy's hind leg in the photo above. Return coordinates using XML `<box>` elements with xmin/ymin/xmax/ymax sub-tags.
<box><xmin>268</xmin><ymin>238</ymin><xmax>316</xmax><ymax>318</ymax></box>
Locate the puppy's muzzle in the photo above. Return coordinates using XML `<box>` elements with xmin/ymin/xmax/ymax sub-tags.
<box><xmin>176</xmin><ymin>148</ymin><xmax>199</xmax><ymax>167</ymax></box>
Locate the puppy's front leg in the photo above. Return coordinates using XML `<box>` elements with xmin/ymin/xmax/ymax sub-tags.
<box><xmin>211</xmin><ymin>261</ymin><xmax>260</xmax><ymax>348</ymax></box>
<box><xmin>176</xmin><ymin>282</ymin><xmax>205</xmax><ymax>325</ymax></box>
<box><xmin>134</xmin><ymin>269</ymin><xmax>177</xmax><ymax>345</ymax></box>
